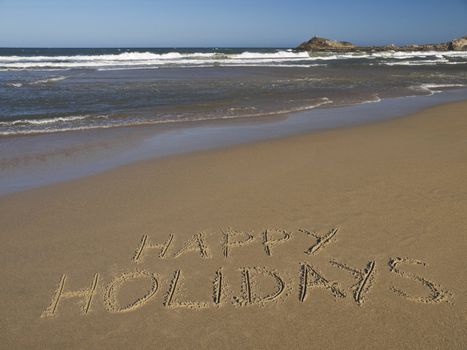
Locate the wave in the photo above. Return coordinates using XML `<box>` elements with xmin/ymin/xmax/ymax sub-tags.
<box><xmin>231</xmin><ymin>51</ymin><xmax>310</xmax><ymax>59</ymax></box>
<box><xmin>1</xmin><ymin>49</ymin><xmax>466</xmax><ymax>70</ymax></box>
<box><xmin>411</xmin><ymin>83</ymin><xmax>465</xmax><ymax>95</ymax></box>
<box><xmin>30</xmin><ymin>76</ymin><xmax>68</xmax><ymax>85</ymax></box>
<box><xmin>0</xmin><ymin>98</ymin><xmax>333</xmax><ymax>136</ymax></box>
<box><xmin>0</xmin><ymin>114</ymin><xmax>108</xmax><ymax>127</ymax></box>
<box><xmin>0</xmin><ymin>51</ymin><xmax>216</xmax><ymax>62</ymax></box>
<box><xmin>4</xmin><ymin>75</ymin><xmax>68</xmax><ymax>88</ymax></box>
<box><xmin>7</xmin><ymin>82</ymin><xmax>23</xmax><ymax>88</ymax></box>
<box><xmin>96</xmin><ymin>63</ymin><xmax>326</xmax><ymax>71</ymax></box>
<box><xmin>0</xmin><ymin>50</ymin><xmax>312</xmax><ymax>70</ymax></box>
<box><xmin>381</xmin><ymin>59</ymin><xmax>449</xmax><ymax>66</ymax></box>
<box><xmin>361</xmin><ymin>95</ymin><xmax>382</xmax><ymax>104</ymax></box>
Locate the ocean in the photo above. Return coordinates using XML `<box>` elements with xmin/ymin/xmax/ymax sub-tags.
<box><xmin>1</xmin><ymin>47</ymin><xmax>467</xmax><ymax>136</ymax></box>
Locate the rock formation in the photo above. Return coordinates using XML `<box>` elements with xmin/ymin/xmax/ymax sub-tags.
<box><xmin>296</xmin><ymin>35</ymin><xmax>467</xmax><ymax>52</ymax></box>
<box><xmin>448</xmin><ymin>36</ymin><xmax>467</xmax><ymax>51</ymax></box>
<box><xmin>296</xmin><ymin>36</ymin><xmax>356</xmax><ymax>51</ymax></box>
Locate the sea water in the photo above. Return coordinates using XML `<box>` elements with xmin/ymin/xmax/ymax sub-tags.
<box><xmin>1</xmin><ymin>48</ymin><xmax>467</xmax><ymax>135</ymax></box>
<box><xmin>0</xmin><ymin>48</ymin><xmax>467</xmax><ymax>193</ymax></box>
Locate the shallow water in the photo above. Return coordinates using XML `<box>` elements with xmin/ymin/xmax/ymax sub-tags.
<box><xmin>1</xmin><ymin>88</ymin><xmax>466</xmax><ymax>195</ymax></box>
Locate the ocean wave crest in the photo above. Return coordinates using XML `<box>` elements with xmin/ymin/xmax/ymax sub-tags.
<box><xmin>0</xmin><ymin>98</ymin><xmax>334</xmax><ymax>136</ymax></box>
<box><xmin>0</xmin><ymin>114</ymin><xmax>108</xmax><ymax>127</ymax></box>
<box><xmin>410</xmin><ymin>83</ymin><xmax>465</xmax><ymax>95</ymax></box>
<box><xmin>1</xmin><ymin>49</ymin><xmax>466</xmax><ymax>70</ymax></box>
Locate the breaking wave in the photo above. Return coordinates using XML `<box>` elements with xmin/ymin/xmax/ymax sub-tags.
<box><xmin>1</xmin><ymin>50</ymin><xmax>466</xmax><ymax>70</ymax></box>
<box><xmin>30</xmin><ymin>75</ymin><xmax>68</xmax><ymax>84</ymax></box>
<box><xmin>0</xmin><ymin>114</ymin><xmax>107</xmax><ymax>127</ymax></box>
<box><xmin>411</xmin><ymin>83</ymin><xmax>465</xmax><ymax>95</ymax></box>
<box><xmin>0</xmin><ymin>98</ymin><xmax>333</xmax><ymax>136</ymax></box>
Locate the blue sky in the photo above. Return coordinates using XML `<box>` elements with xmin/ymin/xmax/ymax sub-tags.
<box><xmin>0</xmin><ymin>0</ymin><xmax>466</xmax><ymax>47</ymax></box>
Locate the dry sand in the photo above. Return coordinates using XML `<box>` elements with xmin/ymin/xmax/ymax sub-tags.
<box><xmin>1</xmin><ymin>101</ymin><xmax>466</xmax><ymax>349</ymax></box>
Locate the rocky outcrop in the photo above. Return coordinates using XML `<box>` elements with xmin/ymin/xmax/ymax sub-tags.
<box><xmin>448</xmin><ymin>36</ymin><xmax>467</xmax><ymax>51</ymax></box>
<box><xmin>402</xmin><ymin>43</ymin><xmax>448</xmax><ymax>51</ymax></box>
<box><xmin>297</xmin><ymin>36</ymin><xmax>356</xmax><ymax>51</ymax></box>
<box><xmin>296</xmin><ymin>35</ymin><xmax>466</xmax><ymax>52</ymax></box>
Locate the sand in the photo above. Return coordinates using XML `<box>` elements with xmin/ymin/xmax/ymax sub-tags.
<box><xmin>1</xmin><ymin>101</ymin><xmax>466</xmax><ymax>349</ymax></box>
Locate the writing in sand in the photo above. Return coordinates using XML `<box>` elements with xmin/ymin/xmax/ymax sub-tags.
<box><xmin>41</xmin><ymin>227</ymin><xmax>454</xmax><ymax>318</ymax></box>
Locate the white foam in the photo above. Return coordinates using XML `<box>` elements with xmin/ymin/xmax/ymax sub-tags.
<box><xmin>29</xmin><ymin>76</ymin><xmax>67</xmax><ymax>85</ymax></box>
<box><xmin>381</xmin><ymin>59</ymin><xmax>450</xmax><ymax>66</ymax></box>
<box><xmin>232</xmin><ymin>51</ymin><xmax>310</xmax><ymax>59</ymax></box>
<box><xmin>2</xmin><ymin>49</ymin><xmax>464</xmax><ymax>70</ymax></box>
<box><xmin>361</xmin><ymin>95</ymin><xmax>382</xmax><ymax>104</ymax></box>
<box><xmin>0</xmin><ymin>124</ymin><xmax>117</xmax><ymax>136</ymax></box>
<box><xmin>420</xmin><ymin>83</ymin><xmax>465</xmax><ymax>88</ymax></box>
<box><xmin>97</xmin><ymin>66</ymin><xmax>160</xmax><ymax>71</ymax></box>
<box><xmin>411</xmin><ymin>83</ymin><xmax>465</xmax><ymax>95</ymax></box>
<box><xmin>0</xmin><ymin>114</ymin><xmax>107</xmax><ymax>127</ymax></box>
<box><xmin>0</xmin><ymin>99</ymin><xmax>334</xmax><ymax>136</ymax></box>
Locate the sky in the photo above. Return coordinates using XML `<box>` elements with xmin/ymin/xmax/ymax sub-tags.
<box><xmin>0</xmin><ymin>0</ymin><xmax>466</xmax><ymax>47</ymax></box>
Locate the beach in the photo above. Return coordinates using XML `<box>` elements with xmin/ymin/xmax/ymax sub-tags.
<box><xmin>1</xmin><ymin>100</ymin><xmax>466</xmax><ymax>349</ymax></box>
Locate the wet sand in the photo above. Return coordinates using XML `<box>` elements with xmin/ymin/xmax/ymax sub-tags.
<box><xmin>1</xmin><ymin>100</ymin><xmax>466</xmax><ymax>349</ymax></box>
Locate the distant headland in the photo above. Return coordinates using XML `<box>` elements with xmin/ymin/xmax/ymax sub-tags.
<box><xmin>296</xmin><ymin>35</ymin><xmax>467</xmax><ymax>52</ymax></box>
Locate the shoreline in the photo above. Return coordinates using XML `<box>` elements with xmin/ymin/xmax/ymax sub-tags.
<box><xmin>1</xmin><ymin>99</ymin><xmax>466</xmax><ymax>349</ymax></box>
<box><xmin>1</xmin><ymin>88</ymin><xmax>466</xmax><ymax>196</ymax></box>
